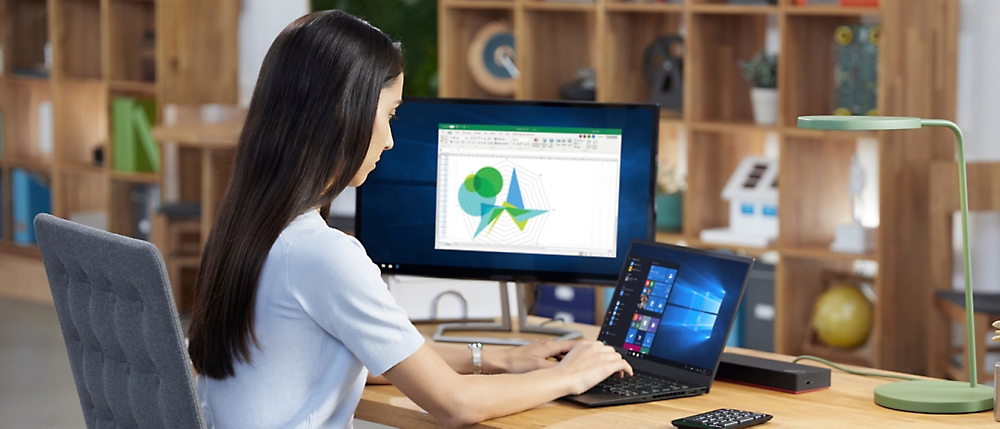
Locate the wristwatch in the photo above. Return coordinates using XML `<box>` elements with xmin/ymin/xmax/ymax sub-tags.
<box><xmin>467</xmin><ymin>342</ymin><xmax>483</xmax><ymax>374</ymax></box>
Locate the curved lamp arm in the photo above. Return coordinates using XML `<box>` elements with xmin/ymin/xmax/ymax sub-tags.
<box><xmin>921</xmin><ymin>119</ymin><xmax>975</xmax><ymax>387</ymax></box>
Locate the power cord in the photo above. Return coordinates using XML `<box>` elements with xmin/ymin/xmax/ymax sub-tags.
<box><xmin>792</xmin><ymin>355</ymin><xmax>919</xmax><ymax>381</ymax></box>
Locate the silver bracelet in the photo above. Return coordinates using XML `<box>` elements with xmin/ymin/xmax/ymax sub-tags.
<box><xmin>467</xmin><ymin>342</ymin><xmax>483</xmax><ymax>374</ymax></box>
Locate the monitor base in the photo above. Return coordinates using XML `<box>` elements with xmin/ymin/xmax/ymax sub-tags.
<box><xmin>433</xmin><ymin>281</ymin><xmax>584</xmax><ymax>346</ymax></box>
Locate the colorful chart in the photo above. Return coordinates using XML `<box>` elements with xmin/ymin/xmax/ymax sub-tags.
<box><xmin>459</xmin><ymin>166</ymin><xmax>549</xmax><ymax>238</ymax></box>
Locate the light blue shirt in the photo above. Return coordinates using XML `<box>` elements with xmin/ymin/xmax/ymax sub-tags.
<box><xmin>197</xmin><ymin>210</ymin><xmax>425</xmax><ymax>428</ymax></box>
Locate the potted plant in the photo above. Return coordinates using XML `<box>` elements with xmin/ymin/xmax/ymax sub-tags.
<box><xmin>656</xmin><ymin>165</ymin><xmax>685</xmax><ymax>232</ymax></box>
<box><xmin>739</xmin><ymin>50</ymin><xmax>778</xmax><ymax>125</ymax></box>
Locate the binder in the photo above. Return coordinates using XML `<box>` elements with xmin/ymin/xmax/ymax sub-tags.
<box><xmin>12</xmin><ymin>168</ymin><xmax>52</xmax><ymax>245</ymax></box>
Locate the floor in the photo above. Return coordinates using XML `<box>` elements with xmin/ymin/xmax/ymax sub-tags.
<box><xmin>0</xmin><ymin>298</ymin><xmax>85</xmax><ymax>428</ymax></box>
<box><xmin>0</xmin><ymin>297</ymin><xmax>391</xmax><ymax>428</ymax></box>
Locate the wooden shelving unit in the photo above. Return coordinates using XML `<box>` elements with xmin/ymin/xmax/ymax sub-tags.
<box><xmin>439</xmin><ymin>0</ymin><xmax>958</xmax><ymax>375</ymax></box>
<box><xmin>0</xmin><ymin>0</ymin><xmax>238</xmax><ymax>310</ymax></box>
<box><xmin>0</xmin><ymin>0</ymin><xmax>149</xmax><ymax>256</ymax></box>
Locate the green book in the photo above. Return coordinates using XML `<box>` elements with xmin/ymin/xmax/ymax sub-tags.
<box><xmin>132</xmin><ymin>104</ymin><xmax>160</xmax><ymax>173</ymax></box>
<box><xmin>112</xmin><ymin>98</ymin><xmax>136</xmax><ymax>172</ymax></box>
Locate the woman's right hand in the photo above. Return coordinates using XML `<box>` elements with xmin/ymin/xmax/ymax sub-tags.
<box><xmin>555</xmin><ymin>340</ymin><xmax>634</xmax><ymax>395</ymax></box>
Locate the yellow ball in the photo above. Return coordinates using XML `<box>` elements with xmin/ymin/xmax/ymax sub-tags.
<box><xmin>813</xmin><ymin>285</ymin><xmax>873</xmax><ymax>349</ymax></box>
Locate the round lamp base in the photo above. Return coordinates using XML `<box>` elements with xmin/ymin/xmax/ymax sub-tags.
<box><xmin>874</xmin><ymin>380</ymin><xmax>993</xmax><ymax>414</ymax></box>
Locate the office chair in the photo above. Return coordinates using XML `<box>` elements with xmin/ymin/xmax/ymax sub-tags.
<box><xmin>34</xmin><ymin>213</ymin><xmax>205</xmax><ymax>428</ymax></box>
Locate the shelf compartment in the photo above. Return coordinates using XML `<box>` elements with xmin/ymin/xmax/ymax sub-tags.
<box><xmin>522</xmin><ymin>1</ymin><xmax>596</xmax><ymax>12</ymax></box>
<box><xmin>600</xmin><ymin>10</ymin><xmax>683</xmax><ymax>106</ymax></box>
<box><xmin>687</xmin><ymin>13</ymin><xmax>769</xmax><ymax>123</ymax></box>
<box><xmin>56</xmin><ymin>169</ymin><xmax>105</xmax><ymax>220</ymax></box>
<box><xmin>780</xmin><ymin>13</ymin><xmax>869</xmax><ymax>125</ymax></box>
<box><xmin>107</xmin><ymin>179</ymin><xmax>156</xmax><ymax>239</ymax></box>
<box><xmin>605</xmin><ymin>2</ymin><xmax>685</xmax><ymax>13</ymax></box>
<box><xmin>0</xmin><ymin>156</ymin><xmax>52</xmax><ymax>172</ymax></box>
<box><xmin>0</xmin><ymin>239</ymin><xmax>42</xmax><ymax>259</ymax></box>
<box><xmin>782</xmin><ymin>126</ymin><xmax>875</xmax><ymax>139</ymax></box>
<box><xmin>684</xmin><ymin>129</ymin><xmax>767</xmax><ymax>237</ymax></box>
<box><xmin>778</xmin><ymin>134</ymin><xmax>857</xmax><ymax>250</ymax></box>
<box><xmin>520</xmin><ymin>9</ymin><xmax>596</xmax><ymax>100</ymax></box>
<box><xmin>107</xmin><ymin>0</ymin><xmax>156</xmax><ymax>82</ymax></box>
<box><xmin>54</xmin><ymin>78</ymin><xmax>107</xmax><ymax>167</ymax></box>
<box><xmin>690</xmin><ymin>121</ymin><xmax>778</xmax><ymax>133</ymax></box>
<box><xmin>438</xmin><ymin>6</ymin><xmax>515</xmax><ymax>98</ymax></box>
<box><xmin>691</xmin><ymin>4</ymin><xmax>779</xmax><ymax>15</ymax></box>
<box><xmin>110</xmin><ymin>170</ymin><xmax>159</xmax><ymax>184</ymax></box>
<box><xmin>60</xmin><ymin>163</ymin><xmax>104</xmax><ymax>176</ymax></box>
<box><xmin>445</xmin><ymin>0</ymin><xmax>514</xmax><ymax>10</ymax></box>
<box><xmin>0</xmin><ymin>76</ymin><xmax>52</xmax><ymax>162</ymax></box>
<box><xmin>783</xmin><ymin>5</ymin><xmax>879</xmax><ymax>17</ymax></box>
<box><xmin>108</xmin><ymin>79</ymin><xmax>156</xmax><ymax>95</ymax></box>
<box><xmin>2</xmin><ymin>0</ymin><xmax>49</xmax><ymax>75</ymax></box>
<box><xmin>657</xmin><ymin>231</ymin><xmax>776</xmax><ymax>259</ymax></box>
<box><xmin>54</xmin><ymin>0</ymin><xmax>102</xmax><ymax>79</ymax></box>
<box><xmin>779</xmin><ymin>245</ymin><xmax>876</xmax><ymax>262</ymax></box>
<box><xmin>774</xmin><ymin>256</ymin><xmax>857</xmax><ymax>357</ymax></box>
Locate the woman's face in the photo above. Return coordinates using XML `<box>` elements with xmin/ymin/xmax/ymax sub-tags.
<box><xmin>349</xmin><ymin>73</ymin><xmax>404</xmax><ymax>187</ymax></box>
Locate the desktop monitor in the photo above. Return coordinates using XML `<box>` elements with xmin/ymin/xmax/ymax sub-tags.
<box><xmin>355</xmin><ymin>98</ymin><xmax>659</xmax><ymax>287</ymax></box>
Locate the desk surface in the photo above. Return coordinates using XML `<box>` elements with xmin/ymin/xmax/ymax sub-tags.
<box><xmin>357</xmin><ymin>318</ymin><xmax>995</xmax><ymax>428</ymax></box>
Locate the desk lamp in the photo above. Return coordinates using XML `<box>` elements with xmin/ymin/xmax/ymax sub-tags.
<box><xmin>798</xmin><ymin>115</ymin><xmax>994</xmax><ymax>413</ymax></box>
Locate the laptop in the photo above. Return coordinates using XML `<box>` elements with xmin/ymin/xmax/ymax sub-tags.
<box><xmin>564</xmin><ymin>239</ymin><xmax>754</xmax><ymax>407</ymax></box>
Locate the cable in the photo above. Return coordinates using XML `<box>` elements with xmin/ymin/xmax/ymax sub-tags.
<box><xmin>792</xmin><ymin>355</ymin><xmax>920</xmax><ymax>381</ymax></box>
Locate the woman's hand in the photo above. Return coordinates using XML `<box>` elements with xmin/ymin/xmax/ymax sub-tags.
<box><xmin>483</xmin><ymin>340</ymin><xmax>576</xmax><ymax>374</ymax></box>
<box><xmin>554</xmin><ymin>340</ymin><xmax>633</xmax><ymax>395</ymax></box>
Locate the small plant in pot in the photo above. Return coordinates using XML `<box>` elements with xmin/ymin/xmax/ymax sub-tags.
<box><xmin>656</xmin><ymin>165</ymin><xmax>686</xmax><ymax>232</ymax></box>
<box><xmin>739</xmin><ymin>50</ymin><xmax>778</xmax><ymax>125</ymax></box>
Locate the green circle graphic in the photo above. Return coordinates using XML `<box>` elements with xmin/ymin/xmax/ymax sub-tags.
<box><xmin>463</xmin><ymin>174</ymin><xmax>477</xmax><ymax>192</ymax></box>
<box><xmin>473</xmin><ymin>167</ymin><xmax>503</xmax><ymax>198</ymax></box>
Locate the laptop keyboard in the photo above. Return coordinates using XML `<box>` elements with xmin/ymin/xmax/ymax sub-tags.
<box><xmin>596</xmin><ymin>372</ymin><xmax>688</xmax><ymax>397</ymax></box>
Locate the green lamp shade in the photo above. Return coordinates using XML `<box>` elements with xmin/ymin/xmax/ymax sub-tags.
<box><xmin>797</xmin><ymin>115</ymin><xmax>922</xmax><ymax>131</ymax></box>
<box><xmin>797</xmin><ymin>114</ymin><xmax>994</xmax><ymax>414</ymax></box>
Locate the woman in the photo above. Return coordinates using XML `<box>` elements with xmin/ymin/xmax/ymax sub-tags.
<box><xmin>187</xmin><ymin>10</ymin><xmax>632</xmax><ymax>428</ymax></box>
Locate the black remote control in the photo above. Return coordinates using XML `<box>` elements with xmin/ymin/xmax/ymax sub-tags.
<box><xmin>671</xmin><ymin>408</ymin><xmax>772</xmax><ymax>429</ymax></box>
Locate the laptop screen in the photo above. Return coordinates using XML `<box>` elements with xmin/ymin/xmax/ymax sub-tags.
<box><xmin>599</xmin><ymin>240</ymin><xmax>753</xmax><ymax>377</ymax></box>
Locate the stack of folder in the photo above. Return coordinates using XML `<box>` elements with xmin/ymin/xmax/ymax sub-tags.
<box><xmin>112</xmin><ymin>97</ymin><xmax>160</xmax><ymax>173</ymax></box>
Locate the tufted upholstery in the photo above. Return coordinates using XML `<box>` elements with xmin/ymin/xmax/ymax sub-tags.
<box><xmin>34</xmin><ymin>213</ymin><xmax>205</xmax><ymax>429</ymax></box>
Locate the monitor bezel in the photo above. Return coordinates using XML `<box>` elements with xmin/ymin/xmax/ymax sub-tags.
<box><xmin>355</xmin><ymin>97</ymin><xmax>659</xmax><ymax>286</ymax></box>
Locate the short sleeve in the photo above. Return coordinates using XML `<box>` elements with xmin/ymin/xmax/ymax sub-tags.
<box><xmin>283</xmin><ymin>231</ymin><xmax>424</xmax><ymax>376</ymax></box>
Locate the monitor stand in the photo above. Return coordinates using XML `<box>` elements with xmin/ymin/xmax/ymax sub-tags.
<box><xmin>432</xmin><ymin>281</ymin><xmax>584</xmax><ymax>346</ymax></box>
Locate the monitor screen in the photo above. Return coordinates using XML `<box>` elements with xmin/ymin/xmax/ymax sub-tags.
<box><xmin>356</xmin><ymin>98</ymin><xmax>658</xmax><ymax>285</ymax></box>
<box><xmin>599</xmin><ymin>241</ymin><xmax>753</xmax><ymax>377</ymax></box>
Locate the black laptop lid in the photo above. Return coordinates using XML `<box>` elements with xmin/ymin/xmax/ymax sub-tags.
<box><xmin>598</xmin><ymin>240</ymin><xmax>754</xmax><ymax>390</ymax></box>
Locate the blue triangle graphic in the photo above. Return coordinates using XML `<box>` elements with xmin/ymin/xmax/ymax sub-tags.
<box><xmin>507</xmin><ymin>168</ymin><xmax>524</xmax><ymax>209</ymax></box>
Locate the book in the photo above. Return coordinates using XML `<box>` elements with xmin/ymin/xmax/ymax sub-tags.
<box><xmin>132</xmin><ymin>103</ymin><xmax>160</xmax><ymax>172</ymax></box>
<box><xmin>112</xmin><ymin>97</ymin><xmax>159</xmax><ymax>173</ymax></box>
<box><xmin>112</xmin><ymin>98</ymin><xmax>136</xmax><ymax>172</ymax></box>
<box><xmin>12</xmin><ymin>168</ymin><xmax>52</xmax><ymax>245</ymax></box>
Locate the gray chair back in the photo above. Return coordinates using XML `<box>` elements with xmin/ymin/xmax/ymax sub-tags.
<box><xmin>34</xmin><ymin>213</ymin><xmax>205</xmax><ymax>429</ymax></box>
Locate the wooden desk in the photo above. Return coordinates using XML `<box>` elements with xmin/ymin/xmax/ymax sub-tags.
<box><xmin>357</xmin><ymin>319</ymin><xmax>995</xmax><ymax>428</ymax></box>
<box><xmin>152</xmin><ymin>121</ymin><xmax>242</xmax><ymax>243</ymax></box>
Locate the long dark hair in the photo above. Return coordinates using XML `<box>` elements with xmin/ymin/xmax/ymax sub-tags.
<box><xmin>188</xmin><ymin>10</ymin><xmax>404</xmax><ymax>379</ymax></box>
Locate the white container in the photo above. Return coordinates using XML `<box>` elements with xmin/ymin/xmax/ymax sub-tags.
<box><xmin>750</xmin><ymin>87</ymin><xmax>778</xmax><ymax>126</ymax></box>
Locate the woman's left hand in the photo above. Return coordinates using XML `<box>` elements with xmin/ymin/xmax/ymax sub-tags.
<box><xmin>484</xmin><ymin>340</ymin><xmax>577</xmax><ymax>374</ymax></box>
